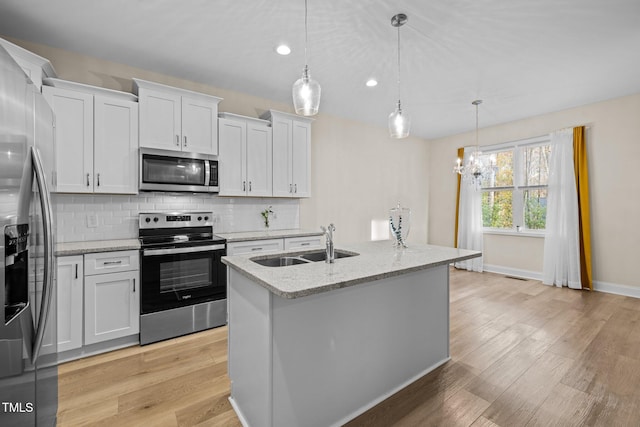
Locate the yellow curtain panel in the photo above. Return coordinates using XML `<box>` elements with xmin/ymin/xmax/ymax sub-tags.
<box><xmin>573</xmin><ymin>126</ymin><xmax>593</xmax><ymax>290</ymax></box>
<box><xmin>454</xmin><ymin>147</ymin><xmax>464</xmax><ymax>248</ymax></box>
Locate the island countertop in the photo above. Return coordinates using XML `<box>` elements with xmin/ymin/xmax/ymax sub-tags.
<box><xmin>222</xmin><ymin>240</ymin><xmax>481</xmax><ymax>299</ymax></box>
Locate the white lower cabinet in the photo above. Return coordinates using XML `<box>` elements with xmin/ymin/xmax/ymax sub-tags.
<box><xmin>84</xmin><ymin>250</ymin><xmax>140</xmax><ymax>345</ymax></box>
<box><xmin>283</xmin><ymin>236</ymin><xmax>323</xmax><ymax>250</ymax></box>
<box><xmin>227</xmin><ymin>236</ymin><xmax>323</xmax><ymax>256</ymax></box>
<box><xmin>57</xmin><ymin>255</ymin><xmax>83</xmax><ymax>352</ymax></box>
<box><xmin>226</xmin><ymin>239</ymin><xmax>284</xmax><ymax>256</ymax></box>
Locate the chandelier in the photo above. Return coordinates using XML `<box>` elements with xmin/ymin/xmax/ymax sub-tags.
<box><xmin>454</xmin><ymin>100</ymin><xmax>487</xmax><ymax>186</ymax></box>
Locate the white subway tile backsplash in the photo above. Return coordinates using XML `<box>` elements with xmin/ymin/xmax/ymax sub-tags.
<box><xmin>54</xmin><ymin>193</ymin><xmax>300</xmax><ymax>243</ymax></box>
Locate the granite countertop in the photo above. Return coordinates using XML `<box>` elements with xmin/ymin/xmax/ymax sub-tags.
<box><xmin>54</xmin><ymin>229</ymin><xmax>320</xmax><ymax>256</ymax></box>
<box><xmin>222</xmin><ymin>240</ymin><xmax>481</xmax><ymax>299</ymax></box>
<box><xmin>55</xmin><ymin>239</ymin><xmax>141</xmax><ymax>256</ymax></box>
<box><xmin>215</xmin><ymin>229</ymin><xmax>324</xmax><ymax>243</ymax></box>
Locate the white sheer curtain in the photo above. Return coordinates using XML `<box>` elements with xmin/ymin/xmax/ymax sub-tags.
<box><xmin>455</xmin><ymin>147</ymin><xmax>483</xmax><ymax>272</ymax></box>
<box><xmin>542</xmin><ymin>129</ymin><xmax>581</xmax><ymax>288</ymax></box>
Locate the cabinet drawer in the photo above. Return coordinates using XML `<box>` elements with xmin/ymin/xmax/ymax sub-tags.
<box><xmin>227</xmin><ymin>239</ymin><xmax>284</xmax><ymax>256</ymax></box>
<box><xmin>284</xmin><ymin>236</ymin><xmax>323</xmax><ymax>250</ymax></box>
<box><xmin>84</xmin><ymin>250</ymin><xmax>139</xmax><ymax>275</ymax></box>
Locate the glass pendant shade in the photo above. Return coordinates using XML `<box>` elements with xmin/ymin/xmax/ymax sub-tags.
<box><xmin>292</xmin><ymin>65</ymin><xmax>321</xmax><ymax>116</ymax></box>
<box><xmin>388</xmin><ymin>101</ymin><xmax>411</xmax><ymax>139</ymax></box>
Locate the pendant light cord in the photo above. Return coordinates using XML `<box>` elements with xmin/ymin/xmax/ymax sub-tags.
<box><xmin>475</xmin><ymin>102</ymin><xmax>479</xmax><ymax>149</ymax></box>
<box><xmin>304</xmin><ymin>0</ymin><xmax>308</xmax><ymax>66</ymax></box>
<box><xmin>396</xmin><ymin>23</ymin><xmax>401</xmax><ymax>104</ymax></box>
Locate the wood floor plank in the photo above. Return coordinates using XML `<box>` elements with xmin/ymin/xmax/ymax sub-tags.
<box><xmin>481</xmin><ymin>351</ymin><xmax>574</xmax><ymax>426</ymax></box>
<box><xmin>457</xmin><ymin>322</ymin><xmax>538</xmax><ymax>375</ymax></box>
<box><xmin>464</xmin><ymin>336</ymin><xmax>551</xmax><ymax>403</ymax></box>
<box><xmin>525</xmin><ymin>382</ymin><xmax>596</xmax><ymax>427</ymax></box>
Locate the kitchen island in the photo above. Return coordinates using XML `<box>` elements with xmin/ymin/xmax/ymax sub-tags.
<box><xmin>222</xmin><ymin>241</ymin><xmax>481</xmax><ymax>427</ymax></box>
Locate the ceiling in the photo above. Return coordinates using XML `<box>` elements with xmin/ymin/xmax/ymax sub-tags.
<box><xmin>1</xmin><ymin>0</ymin><xmax>639</xmax><ymax>139</ymax></box>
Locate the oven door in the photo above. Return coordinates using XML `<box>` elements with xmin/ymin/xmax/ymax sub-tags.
<box><xmin>140</xmin><ymin>243</ymin><xmax>226</xmax><ymax>314</ymax></box>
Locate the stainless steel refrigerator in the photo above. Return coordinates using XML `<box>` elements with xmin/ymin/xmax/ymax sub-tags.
<box><xmin>0</xmin><ymin>44</ymin><xmax>58</xmax><ymax>426</ymax></box>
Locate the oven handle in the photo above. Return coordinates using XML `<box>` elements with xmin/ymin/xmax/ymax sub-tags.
<box><xmin>142</xmin><ymin>244</ymin><xmax>225</xmax><ymax>256</ymax></box>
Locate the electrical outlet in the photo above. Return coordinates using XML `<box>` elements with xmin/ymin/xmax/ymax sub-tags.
<box><xmin>87</xmin><ymin>214</ymin><xmax>98</xmax><ymax>228</ymax></box>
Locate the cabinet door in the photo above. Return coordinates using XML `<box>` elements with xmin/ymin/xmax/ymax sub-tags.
<box><xmin>94</xmin><ymin>96</ymin><xmax>138</xmax><ymax>194</ymax></box>
<box><xmin>138</xmin><ymin>88</ymin><xmax>181</xmax><ymax>151</ymax></box>
<box><xmin>218</xmin><ymin>118</ymin><xmax>247</xmax><ymax>196</ymax></box>
<box><xmin>57</xmin><ymin>256</ymin><xmax>83</xmax><ymax>352</ymax></box>
<box><xmin>291</xmin><ymin>120</ymin><xmax>311</xmax><ymax>198</ymax></box>
<box><xmin>43</xmin><ymin>85</ymin><xmax>93</xmax><ymax>193</ymax></box>
<box><xmin>84</xmin><ymin>270</ymin><xmax>140</xmax><ymax>345</ymax></box>
<box><xmin>271</xmin><ymin>117</ymin><xmax>293</xmax><ymax>197</ymax></box>
<box><xmin>226</xmin><ymin>239</ymin><xmax>284</xmax><ymax>256</ymax></box>
<box><xmin>246</xmin><ymin>122</ymin><xmax>272</xmax><ymax>197</ymax></box>
<box><xmin>182</xmin><ymin>96</ymin><xmax>219</xmax><ymax>155</ymax></box>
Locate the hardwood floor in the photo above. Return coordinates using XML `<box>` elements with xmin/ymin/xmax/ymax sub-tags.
<box><xmin>57</xmin><ymin>268</ymin><xmax>640</xmax><ymax>426</ymax></box>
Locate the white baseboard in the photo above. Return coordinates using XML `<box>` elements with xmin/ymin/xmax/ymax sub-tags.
<box><xmin>482</xmin><ymin>264</ymin><xmax>542</xmax><ymax>281</ymax></box>
<box><xmin>593</xmin><ymin>280</ymin><xmax>640</xmax><ymax>299</ymax></box>
<box><xmin>482</xmin><ymin>264</ymin><xmax>640</xmax><ymax>299</ymax></box>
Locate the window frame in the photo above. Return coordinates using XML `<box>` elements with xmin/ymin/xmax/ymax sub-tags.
<box><xmin>479</xmin><ymin>135</ymin><xmax>550</xmax><ymax>237</ymax></box>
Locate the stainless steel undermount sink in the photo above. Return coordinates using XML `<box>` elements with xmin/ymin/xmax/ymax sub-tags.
<box><xmin>251</xmin><ymin>249</ymin><xmax>358</xmax><ymax>267</ymax></box>
<box><xmin>299</xmin><ymin>250</ymin><xmax>357</xmax><ymax>262</ymax></box>
<box><xmin>252</xmin><ymin>256</ymin><xmax>312</xmax><ymax>267</ymax></box>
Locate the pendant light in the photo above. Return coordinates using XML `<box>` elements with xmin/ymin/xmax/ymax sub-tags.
<box><xmin>389</xmin><ymin>13</ymin><xmax>410</xmax><ymax>139</ymax></box>
<box><xmin>454</xmin><ymin>100</ymin><xmax>486</xmax><ymax>186</ymax></box>
<box><xmin>292</xmin><ymin>0</ymin><xmax>321</xmax><ymax>116</ymax></box>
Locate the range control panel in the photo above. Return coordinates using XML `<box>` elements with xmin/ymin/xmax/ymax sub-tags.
<box><xmin>139</xmin><ymin>212</ymin><xmax>214</xmax><ymax>229</ymax></box>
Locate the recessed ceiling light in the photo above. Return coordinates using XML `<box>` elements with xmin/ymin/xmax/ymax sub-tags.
<box><xmin>366</xmin><ymin>79</ymin><xmax>378</xmax><ymax>87</ymax></box>
<box><xmin>276</xmin><ymin>44</ymin><xmax>291</xmax><ymax>55</ymax></box>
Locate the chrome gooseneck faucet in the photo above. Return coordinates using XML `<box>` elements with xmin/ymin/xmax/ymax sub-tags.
<box><xmin>321</xmin><ymin>223</ymin><xmax>335</xmax><ymax>263</ymax></box>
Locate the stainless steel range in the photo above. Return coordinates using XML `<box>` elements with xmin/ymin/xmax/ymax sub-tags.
<box><xmin>138</xmin><ymin>212</ymin><xmax>226</xmax><ymax>345</ymax></box>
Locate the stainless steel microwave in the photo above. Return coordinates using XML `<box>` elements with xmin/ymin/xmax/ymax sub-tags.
<box><xmin>139</xmin><ymin>148</ymin><xmax>219</xmax><ymax>193</ymax></box>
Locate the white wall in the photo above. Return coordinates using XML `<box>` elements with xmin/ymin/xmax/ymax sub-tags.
<box><xmin>300</xmin><ymin>114</ymin><xmax>429</xmax><ymax>244</ymax></box>
<box><xmin>429</xmin><ymin>93</ymin><xmax>640</xmax><ymax>290</ymax></box>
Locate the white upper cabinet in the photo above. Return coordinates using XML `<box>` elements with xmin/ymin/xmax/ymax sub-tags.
<box><xmin>42</xmin><ymin>79</ymin><xmax>138</xmax><ymax>194</ymax></box>
<box><xmin>93</xmin><ymin>95</ymin><xmax>139</xmax><ymax>194</ymax></box>
<box><xmin>42</xmin><ymin>84</ymin><xmax>93</xmax><ymax>193</ymax></box>
<box><xmin>218</xmin><ymin>113</ymin><xmax>272</xmax><ymax>197</ymax></box>
<box><xmin>260</xmin><ymin>110</ymin><xmax>312</xmax><ymax>198</ymax></box>
<box><xmin>0</xmin><ymin>37</ymin><xmax>56</xmax><ymax>90</ymax></box>
<box><xmin>134</xmin><ymin>79</ymin><xmax>222</xmax><ymax>155</ymax></box>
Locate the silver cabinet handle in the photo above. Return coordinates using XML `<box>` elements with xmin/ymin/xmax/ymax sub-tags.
<box><xmin>294</xmin><ymin>183</ymin><xmax>297</xmax><ymax>193</ymax></box>
<box><xmin>289</xmin><ymin>183</ymin><xmax>293</xmax><ymax>193</ymax></box>
<box><xmin>133</xmin><ymin>278</ymin><xmax>136</xmax><ymax>293</ymax></box>
<box><xmin>249</xmin><ymin>181</ymin><xmax>252</xmax><ymax>192</ymax></box>
<box><xmin>75</xmin><ymin>264</ymin><xmax>78</xmax><ymax>279</ymax></box>
<box><xmin>143</xmin><ymin>244</ymin><xmax>225</xmax><ymax>256</ymax></box>
<box><xmin>86</xmin><ymin>173</ymin><xmax>90</xmax><ymax>187</ymax></box>
<box><xmin>97</xmin><ymin>173</ymin><xmax>100</xmax><ymax>187</ymax></box>
<box><xmin>251</xmin><ymin>247</ymin><xmax>263</xmax><ymax>251</ymax></box>
<box><xmin>175</xmin><ymin>135</ymin><xmax>180</xmax><ymax>146</ymax></box>
<box><xmin>243</xmin><ymin>181</ymin><xmax>246</xmax><ymax>191</ymax></box>
<box><xmin>184</xmin><ymin>136</ymin><xmax>187</xmax><ymax>147</ymax></box>
<box><xmin>103</xmin><ymin>260</ymin><xmax>122</xmax><ymax>265</ymax></box>
<box><xmin>301</xmin><ymin>242</ymin><xmax>310</xmax><ymax>246</ymax></box>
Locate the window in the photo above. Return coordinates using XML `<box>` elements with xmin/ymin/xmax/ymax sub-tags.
<box><xmin>478</xmin><ymin>136</ymin><xmax>551</xmax><ymax>232</ymax></box>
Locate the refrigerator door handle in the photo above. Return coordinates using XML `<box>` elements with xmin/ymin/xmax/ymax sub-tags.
<box><xmin>30</xmin><ymin>147</ymin><xmax>55</xmax><ymax>364</ymax></box>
